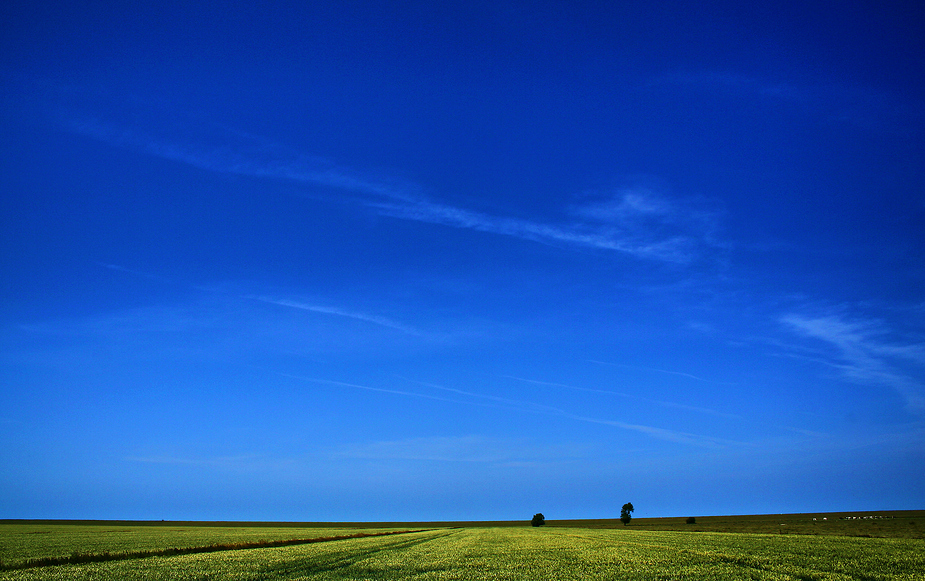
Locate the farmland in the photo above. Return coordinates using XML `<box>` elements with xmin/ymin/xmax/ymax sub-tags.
<box><xmin>549</xmin><ymin>509</ymin><xmax>925</xmax><ymax>538</ymax></box>
<box><xmin>0</xmin><ymin>524</ymin><xmax>413</xmax><ymax>570</ymax></box>
<box><xmin>1</xmin><ymin>515</ymin><xmax>924</xmax><ymax>580</ymax></box>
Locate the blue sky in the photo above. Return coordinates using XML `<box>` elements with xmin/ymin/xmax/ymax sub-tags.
<box><xmin>2</xmin><ymin>1</ymin><xmax>924</xmax><ymax>521</ymax></box>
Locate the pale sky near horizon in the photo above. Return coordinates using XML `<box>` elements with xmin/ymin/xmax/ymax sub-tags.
<box><xmin>2</xmin><ymin>0</ymin><xmax>924</xmax><ymax>521</ymax></box>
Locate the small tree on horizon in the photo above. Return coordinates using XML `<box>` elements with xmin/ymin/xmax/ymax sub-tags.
<box><xmin>531</xmin><ymin>513</ymin><xmax>546</xmax><ymax>527</ymax></box>
<box><xmin>620</xmin><ymin>503</ymin><xmax>634</xmax><ymax>526</ymax></box>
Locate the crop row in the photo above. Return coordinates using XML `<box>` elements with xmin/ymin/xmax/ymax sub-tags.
<box><xmin>0</xmin><ymin>529</ymin><xmax>424</xmax><ymax>572</ymax></box>
<box><xmin>1</xmin><ymin>527</ymin><xmax>922</xmax><ymax>580</ymax></box>
<box><xmin>0</xmin><ymin>525</ymin><xmax>409</xmax><ymax>568</ymax></box>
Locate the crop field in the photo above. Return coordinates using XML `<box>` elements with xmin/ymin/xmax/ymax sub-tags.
<box><xmin>550</xmin><ymin>510</ymin><xmax>925</xmax><ymax>539</ymax></box>
<box><xmin>0</xmin><ymin>524</ymin><xmax>411</xmax><ymax>571</ymax></box>
<box><xmin>1</xmin><ymin>524</ymin><xmax>924</xmax><ymax>580</ymax></box>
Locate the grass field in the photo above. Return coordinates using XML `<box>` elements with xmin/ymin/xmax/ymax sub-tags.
<box><xmin>0</xmin><ymin>524</ymin><xmax>413</xmax><ymax>570</ymax></box>
<box><xmin>550</xmin><ymin>509</ymin><xmax>925</xmax><ymax>538</ymax></box>
<box><xmin>1</xmin><ymin>513</ymin><xmax>923</xmax><ymax>580</ymax></box>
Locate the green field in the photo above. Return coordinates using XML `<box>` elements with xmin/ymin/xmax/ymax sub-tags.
<box><xmin>549</xmin><ymin>509</ymin><xmax>925</xmax><ymax>538</ymax></box>
<box><xmin>1</xmin><ymin>515</ymin><xmax>923</xmax><ymax>580</ymax></box>
<box><xmin>0</xmin><ymin>524</ymin><xmax>412</xmax><ymax>570</ymax></box>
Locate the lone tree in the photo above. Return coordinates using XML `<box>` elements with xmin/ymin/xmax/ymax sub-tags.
<box><xmin>531</xmin><ymin>513</ymin><xmax>546</xmax><ymax>527</ymax></box>
<box><xmin>620</xmin><ymin>503</ymin><xmax>634</xmax><ymax>526</ymax></box>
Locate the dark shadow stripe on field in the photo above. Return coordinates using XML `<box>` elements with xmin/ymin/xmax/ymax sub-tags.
<box><xmin>260</xmin><ymin>530</ymin><xmax>457</xmax><ymax>577</ymax></box>
<box><xmin>705</xmin><ymin>551</ymin><xmax>886</xmax><ymax>581</ymax></box>
<box><xmin>0</xmin><ymin>529</ymin><xmax>436</xmax><ymax>571</ymax></box>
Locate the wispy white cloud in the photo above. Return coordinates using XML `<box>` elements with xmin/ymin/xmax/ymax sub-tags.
<box><xmin>652</xmin><ymin>70</ymin><xmax>924</xmax><ymax>133</ymax></box>
<box><xmin>781</xmin><ymin>312</ymin><xmax>925</xmax><ymax>415</ymax></box>
<box><xmin>506</xmin><ymin>373</ymin><xmax>743</xmax><ymax>421</ymax></box>
<box><xmin>570</xmin><ymin>187</ymin><xmax>719</xmax><ymax>235</ymax></box>
<box><xmin>585</xmin><ymin>360</ymin><xmax>732</xmax><ymax>385</ymax></box>
<box><xmin>92</xmin><ymin>263</ymin><xmax>424</xmax><ymax>337</ymax></box>
<box><xmin>285</xmin><ymin>374</ymin><xmax>556</xmax><ymax>414</ymax></box>
<box><xmin>12</xmin><ymin>286</ymin><xmax>428</xmax><ymax>370</ymax></box>
<box><xmin>125</xmin><ymin>454</ymin><xmax>260</xmax><ymax>466</ymax></box>
<box><xmin>333</xmin><ymin>435</ymin><xmax>578</xmax><ymax>464</ymax></box>
<box><xmin>555</xmin><ymin>412</ymin><xmax>736</xmax><ymax>448</ymax></box>
<box><xmin>66</xmin><ymin>116</ymin><xmax>417</xmax><ymax>203</ymax></box>
<box><xmin>94</xmin><ymin>262</ymin><xmax>177</xmax><ymax>285</ymax></box>
<box><xmin>288</xmin><ymin>374</ymin><xmax>734</xmax><ymax>448</ymax></box>
<box><xmin>62</xmin><ymin>95</ymin><xmax>722</xmax><ymax>264</ymax></box>
<box><xmin>652</xmin><ymin>71</ymin><xmax>808</xmax><ymax>104</ymax></box>
<box><xmin>249</xmin><ymin>296</ymin><xmax>422</xmax><ymax>335</ymax></box>
<box><xmin>395</xmin><ymin>376</ymin><xmax>556</xmax><ymax>413</ymax></box>
<box><xmin>282</xmin><ymin>375</ymin><xmax>481</xmax><ymax>407</ymax></box>
<box><xmin>370</xmin><ymin>196</ymin><xmax>709</xmax><ymax>263</ymax></box>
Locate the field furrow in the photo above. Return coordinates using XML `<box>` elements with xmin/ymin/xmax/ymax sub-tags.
<box><xmin>0</xmin><ymin>526</ymin><xmax>922</xmax><ymax>580</ymax></box>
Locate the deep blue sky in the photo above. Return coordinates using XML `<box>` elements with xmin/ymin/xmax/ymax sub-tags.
<box><xmin>2</xmin><ymin>1</ymin><xmax>924</xmax><ymax>521</ymax></box>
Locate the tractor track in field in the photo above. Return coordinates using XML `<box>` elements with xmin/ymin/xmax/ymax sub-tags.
<box><xmin>0</xmin><ymin>528</ymin><xmax>438</xmax><ymax>572</ymax></box>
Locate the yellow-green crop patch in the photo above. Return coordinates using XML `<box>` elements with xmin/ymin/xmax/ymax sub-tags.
<box><xmin>0</xmin><ymin>524</ymin><xmax>409</xmax><ymax>569</ymax></box>
<box><xmin>1</xmin><ymin>526</ymin><xmax>923</xmax><ymax>580</ymax></box>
